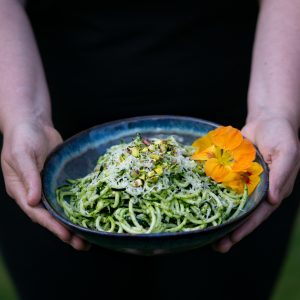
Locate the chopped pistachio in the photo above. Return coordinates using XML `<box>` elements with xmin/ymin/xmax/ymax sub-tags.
<box><xmin>147</xmin><ymin>171</ymin><xmax>156</xmax><ymax>178</ymax></box>
<box><xmin>139</xmin><ymin>174</ymin><xmax>146</xmax><ymax>180</ymax></box>
<box><xmin>159</xmin><ymin>144</ymin><xmax>167</xmax><ymax>153</ymax></box>
<box><xmin>130</xmin><ymin>170</ymin><xmax>140</xmax><ymax>178</ymax></box>
<box><xmin>150</xmin><ymin>153</ymin><xmax>160</xmax><ymax>161</ymax></box>
<box><xmin>119</xmin><ymin>154</ymin><xmax>126</xmax><ymax>162</ymax></box>
<box><xmin>154</xmin><ymin>165</ymin><xmax>163</xmax><ymax>175</ymax></box>
<box><xmin>133</xmin><ymin>179</ymin><xmax>143</xmax><ymax>187</ymax></box>
<box><xmin>154</xmin><ymin>139</ymin><xmax>162</xmax><ymax>145</ymax></box>
<box><xmin>148</xmin><ymin>175</ymin><xmax>159</xmax><ymax>183</ymax></box>
<box><xmin>131</xmin><ymin>147</ymin><xmax>139</xmax><ymax>157</ymax></box>
<box><xmin>142</xmin><ymin>138</ymin><xmax>151</xmax><ymax>146</ymax></box>
<box><xmin>148</xmin><ymin>144</ymin><xmax>156</xmax><ymax>152</ymax></box>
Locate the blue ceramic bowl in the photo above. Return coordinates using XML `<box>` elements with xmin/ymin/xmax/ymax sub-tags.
<box><xmin>42</xmin><ymin>116</ymin><xmax>268</xmax><ymax>255</ymax></box>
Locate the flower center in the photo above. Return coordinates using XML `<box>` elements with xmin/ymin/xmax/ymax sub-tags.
<box><xmin>215</xmin><ymin>147</ymin><xmax>235</xmax><ymax>166</ymax></box>
<box><xmin>241</xmin><ymin>172</ymin><xmax>251</xmax><ymax>184</ymax></box>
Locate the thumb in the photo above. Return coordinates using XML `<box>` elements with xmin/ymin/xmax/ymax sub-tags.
<box><xmin>241</xmin><ymin>124</ymin><xmax>257</xmax><ymax>144</ymax></box>
<box><xmin>16</xmin><ymin>151</ymin><xmax>42</xmax><ymax>206</ymax></box>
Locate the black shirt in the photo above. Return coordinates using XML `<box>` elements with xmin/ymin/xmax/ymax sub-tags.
<box><xmin>26</xmin><ymin>0</ymin><xmax>258</xmax><ymax>137</ymax></box>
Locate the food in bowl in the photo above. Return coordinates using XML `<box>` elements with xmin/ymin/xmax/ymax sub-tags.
<box><xmin>56</xmin><ymin>126</ymin><xmax>263</xmax><ymax>234</ymax></box>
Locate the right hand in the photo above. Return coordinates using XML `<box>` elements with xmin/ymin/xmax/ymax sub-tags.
<box><xmin>1</xmin><ymin>120</ymin><xmax>90</xmax><ymax>250</ymax></box>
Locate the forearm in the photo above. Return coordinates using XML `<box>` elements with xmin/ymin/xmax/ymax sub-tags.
<box><xmin>0</xmin><ymin>0</ymin><xmax>52</xmax><ymax>133</ymax></box>
<box><xmin>247</xmin><ymin>0</ymin><xmax>300</xmax><ymax>130</ymax></box>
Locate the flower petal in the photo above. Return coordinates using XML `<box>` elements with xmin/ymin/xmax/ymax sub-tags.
<box><xmin>223</xmin><ymin>161</ymin><xmax>263</xmax><ymax>195</ymax></box>
<box><xmin>192</xmin><ymin>134</ymin><xmax>213</xmax><ymax>152</ymax></box>
<box><xmin>211</xmin><ymin>126</ymin><xmax>243</xmax><ymax>150</ymax></box>
<box><xmin>222</xmin><ymin>171</ymin><xmax>244</xmax><ymax>194</ymax></box>
<box><xmin>247</xmin><ymin>175</ymin><xmax>261</xmax><ymax>195</ymax></box>
<box><xmin>191</xmin><ymin>145</ymin><xmax>216</xmax><ymax>161</ymax></box>
<box><xmin>232</xmin><ymin>139</ymin><xmax>256</xmax><ymax>171</ymax></box>
<box><xmin>247</xmin><ymin>162</ymin><xmax>263</xmax><ymax>176</ymax></box>
<box><xmin>204</xmin><ymin>158</ymin><xmax>230</xmax><ymax>182</ymax></box>
<box><xmin>222</xmin><ymin>170</ymin><xmax>238</xmax><ymax>182</ymax></box>
<box><xmin>223</xmin><ymin>179</ymin><xmax>245</xmax><ymax>194</ymax></box>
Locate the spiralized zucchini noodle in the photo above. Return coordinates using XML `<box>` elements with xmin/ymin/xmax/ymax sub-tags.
<box><xmin>57</xmin><ymin>135</ymin><xmax>248</xmax><ymax>234</ymax></box>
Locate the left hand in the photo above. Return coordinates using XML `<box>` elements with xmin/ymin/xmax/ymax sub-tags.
<box><xmin>1</xmin><ymin>121</ymin><xmax>90</xmax><ymax>251</ymax></box>
<box><xmin>213</xmin><ymin>116</ymin><xmax>300</xmax><ymax>253</ymax></box>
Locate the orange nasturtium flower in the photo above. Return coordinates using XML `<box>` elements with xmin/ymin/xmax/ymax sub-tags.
<box><xmin>222</xmin><ymin>162</ymin><xmax>264</xmax><ymax>195</ymax></box>
<box><xmin>191</xmin><ymin>126</ymin><xmax>262</xmax><ymax>195</ymax></box>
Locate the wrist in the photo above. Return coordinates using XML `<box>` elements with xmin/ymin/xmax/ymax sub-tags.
<box><xmin>246</xmin><ymin>106</ymin><xmax>300</xmax><ymax>132</ymax></box>
<box><xmin>0</xmin><ymin>111</ymin><xmax>53</xmax><ymax>135</ymax></box>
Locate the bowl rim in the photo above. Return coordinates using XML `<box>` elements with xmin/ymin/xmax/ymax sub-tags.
<box><xmin>42</xmin><ymin>115</ymin><xmax>269</xmax><ymax>238</ymax></box>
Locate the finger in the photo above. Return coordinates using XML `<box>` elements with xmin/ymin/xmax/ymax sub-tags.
<box><xmin>268</xmin><ymin>146</ymin><xmax>300</xmax><ymax>205</ymax></box>
<box><xmin>70</xmin><ymin>235</ymin><xmax>91</xmax><ymax>251</ymax></box>
<box><xmin>213</xmin><ymin>201</ymin><xmax>276</xmax><ymax>253</ymax></box>
<box><xmin>241</xmin><ymin>126</ymin><xmax>256</xmax><ymax>143</ymax></box>
<box><xmin>13</xmin><ymin>151</ymin><xmax>42</xmax><ymax>206</ymax></box>
<box><xmin>212</xmin><ymin>236</ymin><xmax>232</xmax><ymax>253</ymax></box>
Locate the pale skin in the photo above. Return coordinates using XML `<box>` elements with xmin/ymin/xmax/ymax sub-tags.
<box><xmin>0</xmin><ymin>0</ymin><xmax>299</xmax><ymax>252</ymax></box>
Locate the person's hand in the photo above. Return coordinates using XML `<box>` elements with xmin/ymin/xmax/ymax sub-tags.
<box><xmin>213</xmin><ymin>116</ymin><xmax>300</xmax><ymax>253</ymax></box>
<box><xmin>1</xmin><ymin>120</ymin><xmax>90</xmax><ymax>250</ymax></box>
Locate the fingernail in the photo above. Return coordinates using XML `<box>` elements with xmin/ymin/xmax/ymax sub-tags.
<box><xmin>69</xmin><ymin>237</ymin><xmax>91</xmax><ymax>251</ymax></box>
<box><xmin>27</xmin><ymin>191</ymin><xmax>39</xmax><ymax>206</ymax></box>
<box><xmin>214</xmin><ymin>237</ymin><xmax>232</xmax><ymax>254</ymax></box>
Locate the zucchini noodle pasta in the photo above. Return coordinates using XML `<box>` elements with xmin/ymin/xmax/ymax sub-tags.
<box><xmin>57</xmin><ymin>135</ymin><xmax>248</xmax><ymax>233</ymax></box>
